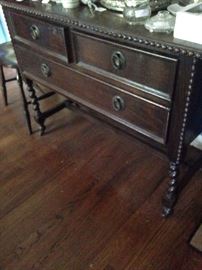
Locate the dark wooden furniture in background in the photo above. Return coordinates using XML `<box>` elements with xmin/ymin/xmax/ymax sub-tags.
<box><xmin>1</xmin><ymin>0</ymin><xmax>202</xmax><ymax>216</ymax></box>
<box><xmin>0</xmin><ymin>41</ymin><xmax>32</xmax><ymax>134</ymax></box>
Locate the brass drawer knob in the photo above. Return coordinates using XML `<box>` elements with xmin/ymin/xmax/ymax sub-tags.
<box><xmin>112</xmin><ymin>95</ymin><xmax>125</xmax><ymax>111</ymax></box>
<box><xmin>111</xmin><ymin>51</ymin><xmax>126</xmax><ymax>70</ymax></box>
<box><xmin>41</xmin><ymin>63</ymin><xmax>51</xmax><ymax>78</ymax></box>
<box><xmin>30</xmin><ymin>24</ymin><xmax>40</xmax><ymax>40</ymax></box>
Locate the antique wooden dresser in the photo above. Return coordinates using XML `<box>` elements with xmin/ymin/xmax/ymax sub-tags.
<box><xmin>1</xmin><ymin>0</ymin><xmax>202</xmax><ymax>216</ymax></box>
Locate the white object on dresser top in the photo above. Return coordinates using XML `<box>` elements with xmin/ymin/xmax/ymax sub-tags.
<box><xmin>174</xmin><ymin>2</ymin><xmax>202</xmax><ymax>45</ymax></box>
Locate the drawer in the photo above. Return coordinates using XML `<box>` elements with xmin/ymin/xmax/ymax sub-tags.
<box><xmin>16</xmin><ymin>45</ymin><xmax>170</xmax><ymax>144</ymax></box>
<box><xmin>9</xmin><ymin>12</ymin><xmax>69</xmax><ymax>63</ymax></box>
<box><xmin>73</xmin><ymin>31</ymin><xmax>178</xmax><ymax>100</ymax></box>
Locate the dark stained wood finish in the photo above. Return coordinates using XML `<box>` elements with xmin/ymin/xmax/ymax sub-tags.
<box><xmin>0</xmin><ymin>42</ymin><xmax>69</xmax><ymax>136</ymax></box>
<box><xmin>15</xmin><ymin>44</ymin><xmax>170</xmax><ymax>144</ymax></box>
<box><xmin>0</xmin><ymin>73</ymin><xmax>202</xmax><ymax>270</ymax></box>
<box><xmin>1</xmin><ymin>0</ymin><xmax>202</xmax><ymax>215</ymax></box>
<box><xmin>73</xmin><ymin>31</ymin><xmax>178</xmax><ymax>99</ymax></box>
<box><xmin>8</xmin><ymin>12</ymin><xmax>69</xmax><ymax>63</ymax></box>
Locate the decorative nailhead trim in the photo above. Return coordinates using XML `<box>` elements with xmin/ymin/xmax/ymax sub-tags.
<box><xmin>176</xmin><ymin>57</ymin><xmax>197</xmax><ymax>163</ymax></box>
<box><xmin>1</xmin><ymin>0</ymin><xmax>201</xmax><ymax>58</ymax></box>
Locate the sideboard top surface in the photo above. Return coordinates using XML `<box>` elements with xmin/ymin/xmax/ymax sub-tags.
<box><xmin>1</xmin><ymin>0</ymin><xmax>202</xmax><ymax>56</ymax></box>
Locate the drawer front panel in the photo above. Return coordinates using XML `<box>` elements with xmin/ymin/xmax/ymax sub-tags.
<box><xmin>73</xmin><ymin>32</ymin><xmax>178</xmax><ymax>99</ymax></box>
<box><xmin>10</xmin><ymin>12</ymin><xmax>68</xmax><ymax>61</ymax></box>
<box><xmin>16</xmin><ymin>46</ymin><xmax>170</xmax><ymax>144</ymax></box>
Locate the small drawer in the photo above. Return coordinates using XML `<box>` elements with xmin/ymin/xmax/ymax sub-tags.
<box><xmin>73</xmin><ymin>31</ymin><xmax>178</xmax><ymax>100</ymax></box>
<box><xmin>16</xmin><ymin>45</ymin><xmax>170</xmax><ymax>144</ymax></box>
<box><xmin>9</xmin><ymin>12</ymin><xmax>68</xmax><ymax>63</ymax></box>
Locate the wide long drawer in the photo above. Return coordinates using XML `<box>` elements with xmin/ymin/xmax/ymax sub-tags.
<box><xmin>16</xmin><ymin>45</ymin><xmax>170</xmax><ymax>144</ymax></box>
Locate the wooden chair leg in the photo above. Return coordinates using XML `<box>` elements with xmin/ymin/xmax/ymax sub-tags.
<box><xmin>17</xmin><ymin>69</ymin><xmax>32</xmax><ymax>135</ymax></box>
<box><xmin>0</xmin><ymin>65</ymin><xmax>8</xmax><ymax>106</ymax></box>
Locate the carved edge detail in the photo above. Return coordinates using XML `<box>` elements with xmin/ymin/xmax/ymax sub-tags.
<box><xmin>1</xmin><ymin>1</ymin><xmax>201</xmax><ymax>58</ymax></box>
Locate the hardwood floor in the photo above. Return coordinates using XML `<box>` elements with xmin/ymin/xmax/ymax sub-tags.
<box><xmin>0</xmin><ymin>69</ymin><xmax>202</xmax><ymax>270</ymax></box>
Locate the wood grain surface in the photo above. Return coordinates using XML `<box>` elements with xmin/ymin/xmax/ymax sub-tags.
<box><xmin>0</xmin><ymin>69</ymin><xmax>201</xmax><ymax>270</ymax></box>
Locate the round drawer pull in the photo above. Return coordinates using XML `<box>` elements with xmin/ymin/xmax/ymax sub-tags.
<box><xmin>30</xmin><ymin>24</ymin><xmax>40</xmax><ymax>40</ymax></box>
<box><xmin>111</xmin><ymin>51</ymin><xmax>126</xmax><ymax>70</ymax></box>
<box><xmin>41</xmin><ymin>63</ymin><xmax>51</xmax><ymax>78</ymax></box>
<box><xmin>112</xmin><ymin>95</ymin><xmax>125</xmax><ymax>111</ymax></box>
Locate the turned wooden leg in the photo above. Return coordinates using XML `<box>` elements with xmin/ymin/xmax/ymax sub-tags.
<box><xmin>0</xmin><ymin>65</ymin><xmax>8</xmax><ymax>106</ymax></box>
<box><xmin>162</xmin><ymin>161</ymin><xmax>180</xmax><ymax>217</ymax></box>
<box><xmin>17</xmin><ymin>69</ymin><xmax>32</xmax><ymax>135</ymax></box>
<box><xmin>26</xmin><ymin>79</ymin><xmax>46</xmax><ymax>135</ymax></box>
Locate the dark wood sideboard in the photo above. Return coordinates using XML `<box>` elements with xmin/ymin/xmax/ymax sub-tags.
<box><xmin>1</xmin><ymin>0</ymin><xmax>202</xmax><ymax>217</ymax></box>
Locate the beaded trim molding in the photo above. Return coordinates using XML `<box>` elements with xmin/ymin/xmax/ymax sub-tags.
<box><xmin>1</xmin><ymin>1</ymin><xmax>201</xmax><ymax>58</ymax></box>
<box><xmin>176</xmin><ymin>57</ymin><xmax>197</xmax><ymax>163</ymax></box>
